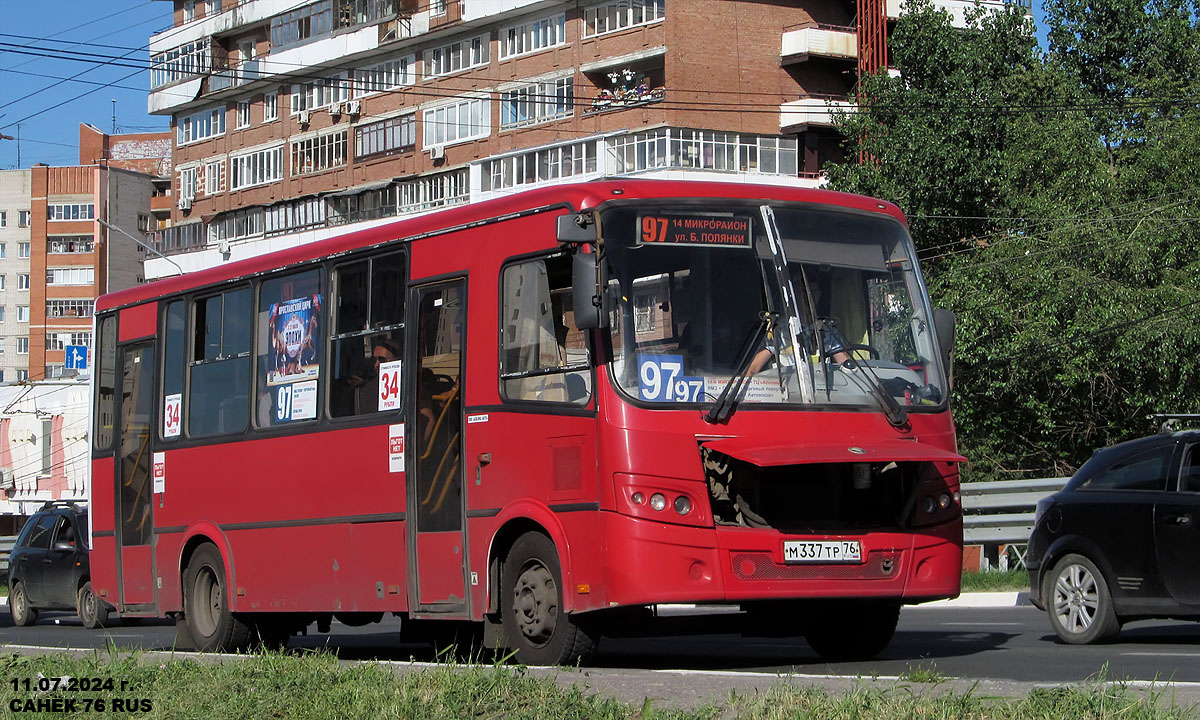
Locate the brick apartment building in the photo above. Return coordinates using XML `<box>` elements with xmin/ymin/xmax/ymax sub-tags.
<box><xmin>0</xmin><ymin>125</ymin><xmax>172</xmax><ymax>383</ymax></box>
<box><xmin>144</xmin><ymin>0</ymin><xmax>1024</xmax><ymax>279</ymax></box>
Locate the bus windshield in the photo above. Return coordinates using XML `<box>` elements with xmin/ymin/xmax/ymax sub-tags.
<box><xmin>603</xmin><ymin>202</ymin><xmax>946</xmax><ymax>411</ymax></box>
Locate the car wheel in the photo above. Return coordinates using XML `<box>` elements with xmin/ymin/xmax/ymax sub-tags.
<box><xmin>78</xmin><ymin>581</ymin><xmax>108</xmax><ymax>629</ymax></box>
<box><xmin>183</xmin><ymin>544</ymin><xmax>252</xmax><ymax>652</ymax></box>
<box><xmin>1046</xmin><ymin>553</ymin><xmax>1120</xmax><ymax>644</ymax></box>
<box><xmin>804</xmin><ymin>600</ymin><xmax>901</xmax><ymax>661</ymax></box>
<box><xmin>501</xmin><ymin>532</ymin><xmax>597</xmax><ymax>665</ymax></box>
<box><xmin>9</xmin><ymin>582</ymin><xmax>38</xmax><ymax>627</ymax></box>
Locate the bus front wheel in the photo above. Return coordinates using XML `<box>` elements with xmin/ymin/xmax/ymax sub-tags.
<box><xmin>183</xmin><ymin>544</ymin><xmax>252</xmax><ymax>652</ymax></box>
<box><xmin>501</xmin><ymin>532</ymin><xmax>597</xmax><ymax>665</ymax></box>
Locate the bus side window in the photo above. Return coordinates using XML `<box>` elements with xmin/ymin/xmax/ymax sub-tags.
<box><xmin>160</xmin><ymin>301</ymin><xmax>185</xmax><ymax>441</ymax></box>
<box><xmin>255</xmin><ymin>269</ymin><xmax>323</xmax><ymax>428</ymax></box>
<box><xmin>329</xmin><ymin>251</ymin><xmax>407</xmax><ymax>418</ymax></box>
<box><xmin>93</xmin><ymin>314</ymin><xmax>118</xmax><ymax>451</ymax></box>
<box><xmin>188</xmin><ymin>287</ymin><xmax>252</xmax><ymax>438</ymax></box>
<box><xmin>500</xmin><ymin>254</ymin><xmax>591</xmax><ymax>405</ymax></box>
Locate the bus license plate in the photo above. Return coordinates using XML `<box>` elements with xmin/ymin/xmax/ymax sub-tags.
<box><xmin>783</xmin><ymin>540</ymin><xmax>862</xmax><ymax>564</ymax></box>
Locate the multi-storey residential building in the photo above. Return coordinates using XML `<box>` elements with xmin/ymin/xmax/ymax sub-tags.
<box><xmin>145</xmin><ymin>0</ymin><xmax>1025</xmax><ymax>278</ymax></box>
<box><xmin>0</xmin><ymin>126</ymin><xmax>173</xmax><ymax>383</ymax></box>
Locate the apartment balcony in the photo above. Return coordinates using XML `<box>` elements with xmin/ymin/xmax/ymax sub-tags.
<box><xmin>884</xmin><ymin>0</ymin><xmax>1022</xmax><ymax>24</ymax></box>
<box><xmin>780</xmin><ymin>96</ymin><xmax>856</xmax><ymax>131</ymax></box>
<box><xmin>781</xmin><ymin>23</ymin><xmax>858</xmax><ymax>64</ymax></box>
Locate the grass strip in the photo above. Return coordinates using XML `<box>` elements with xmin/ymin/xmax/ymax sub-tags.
<box><xmin>961</xmin><ymin>568</ymin><xmax>1030</xmax><ymax>593</ymax></box>
<box><xmin>0</xmin><ymin>650</ymin><xmax>1193</xmax><ymax>719</ymax></box>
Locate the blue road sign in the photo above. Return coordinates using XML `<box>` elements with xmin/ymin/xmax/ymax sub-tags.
<box><xmin>65</xmin><ymin>345</ymin><xmax>88</xmax><ymax>370</ymax></box>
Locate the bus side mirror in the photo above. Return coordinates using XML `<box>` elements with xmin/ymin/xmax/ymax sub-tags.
<box><xmin>572</xmin><ymin>252</ymin><xmax>607</xmax><ymax>330</ymax></box>
<box><xmin>557</xmin><ymin>213</ymin><xmax>596</xmax><ymax>245</ymax></box>
<box><xmin>933</xmin><ymin>308</ymin><xmax>955</xmax><ymax>387</ymax></box>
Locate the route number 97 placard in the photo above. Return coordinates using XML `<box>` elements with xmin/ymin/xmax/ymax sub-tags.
<box><xmin>638</xmin><ymin>354</ymin><xmax>704</xmax><ymax>403</ymax></box>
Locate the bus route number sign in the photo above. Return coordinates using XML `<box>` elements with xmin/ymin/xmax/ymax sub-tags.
<box><xmin>638</xmin><ymin>354</ymin><xmax>704</xmax><ymax>403</ymax></box>
<box><xmin>379</xmin><ymin>360</ymin><xmax>403</xmax><ymax>411</ymax></box>
<box><xmin>637</xmin><ymin>214</ymin><xmax>752</xmax><ymax>247</ymax></box>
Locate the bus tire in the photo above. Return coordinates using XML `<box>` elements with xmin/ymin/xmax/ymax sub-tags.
<box><xmin>10</xmin><ymin>581</ymin><xmax>37</xmax><ymax>626</ymax></box>
<box><xmin>183</xmin><ymin>544</ymin><xmax>252</xmax><ymax>652</ymax></box>
<box><xmin>804</xmin><ymin>600</ymin><xmax>900</xmax><ymax>661</ymax></box>
<box><xmin>501</xmin><ymin>532</ymin><xmax>596</xmax><ymax>665</ymax></box>
<box><xmin>78</xmin><ymin>581</ymin><xmax>108</xmax><ymax>629</ymax></box>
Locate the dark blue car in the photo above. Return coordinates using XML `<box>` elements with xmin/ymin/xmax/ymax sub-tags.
<box><xmin>8</xmin><ymin>502</ymin><xmax>107</xmax><ymax>629</ymax></box>
<box><xmin>1028</xmin><ymin>428</ymin><xmax>1200</xmax><ymax>643</ymax></box>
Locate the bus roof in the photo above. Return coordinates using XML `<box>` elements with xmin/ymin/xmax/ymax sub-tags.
<box><xmin>99</xmin><ymin>179</ymin><xmax>906</xmax><ymax>313</ymax></box>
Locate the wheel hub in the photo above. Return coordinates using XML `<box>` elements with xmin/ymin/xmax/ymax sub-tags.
<box><xmin>513</xmin><ymin>563</ymin><xmax>557</xmax><ymax>646</ymax></box>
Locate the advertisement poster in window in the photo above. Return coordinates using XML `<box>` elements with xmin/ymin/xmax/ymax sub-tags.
<box><xmin>267</xmin><ymin>294</ymin><xmax>322</xmax><ymax>422</ymax></box>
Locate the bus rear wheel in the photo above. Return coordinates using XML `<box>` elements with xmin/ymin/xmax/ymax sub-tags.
<box><xmin>501</xmin><ymin>532</ymin><xmax>596</xmax><ymax>665</ymax></box>
<box><xmin>183</xmin><ymin>544</ymin><xmax>252</xmax><ymax>652</ymax></box>
<box><xmin>804</xmin><ymin>600</ymin><xmax>900</xmax><ymax>661</ymax></box>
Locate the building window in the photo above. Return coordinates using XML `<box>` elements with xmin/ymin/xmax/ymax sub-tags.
<box><xmin>263</xmin><ymin>91</ymin><xmax>278</xmax><ymax>122</ymax></box>
<box><xmin>137</xmin><ymin>214</ymin><xmax>151</xmax><ymax>232</ymax></box>
<box><xmin>583</xmin><ymin>0</ymin><xmax>665</xmax><ymax>37</ymax></box>
<box><xmin>424</xmin><ymin>35</ymin><xmax>489</xmax><ymax>79</ymax></box>
<box><xmin>270</xmin><ymin>1</ymin><xmax>334</xmax><ymax>51</ymax></box>
<box><xmin>47</xmin><ymin>204</ymin><xmax>94</xmax><ymax>221</ymax></box>
<box><xmin>398</xmin><ymin>169</ymin><xmax>469</xmax><ymax>213</ymax></box>
<box><xmin>354</xmin><ymin>114</ymin><xmax>415</xmax><ymax>159</ymax></box>
<box><xmin>0</xmin><ymin>244</ymin><xmax>5</xmax><ymax>258</ymax></box>
<box><xmin>48</xmin><ymin>236</ymin><xmax>94</xmax><ymax>254</ymax></box>
<box><xmin>291</xmin><ymin>74</ymin><xmax>349</xmax><ymax>113</ymax></box>
<box><xmin>482</xmin><ymin>140</ymin><xmax>597</xmax><ymax>192</ymax></box>
<box><xmin>18</xmin><ymin>274</ymin><xmax>30</xmax><ymax>290</ymax></box>
<box><xmin>177</xmin><ymin>107</ymin><xmax>225</xmax><ymax>145</ymax></box>
<box><xmin>236</xmin><ymin>100</ymin><xmax>251</xmax><ymax>128</ymax></box>
<box><xmin>605</xmin><ymin>128</ymin><xmax>799</xmax><ymax>176</ymax></box>
<box><xmin>500</xmin><ymin>14</ymin><xmax>566</xmax><ymax>59</ymax></box>
<box><xmin>18</xmin><ymin>242</ymin><xmax>30</xmax><ymax>258</ymax></box>
<box><xmin>0</xmin><ymin>275</ymin><xmax>4</xmax><ymax>290</ymax></box>
<box><xmin>183</xmin><ymin>0</ymin><xmax>195</xmax><ymax>23</ymax></box>
<box><xmin>17</xmin><ymin>210</ymin><xmax>29</xmax><ymax>228</ymax></box>
<box><xmin>0</xmin><ymin>212</ymin><xmax>5</xmax><ymax>226</ymax></box>
<box><xmin>500</xmin><ymin>77</ymin><xmax>574</xmax><ymax>129</ymax></box>
<box><xmin>17</xmin><ymin>337</ymin><xmax>29</xmax><ymax>354</ymax></box>
<box><xmin>209</xmin><ymin>207</ymin><xmax>265</xmax><ymax>244</ymax></box>
<box><xmin>264</xmin><ymin>197</ymin><xmax>326</xmax><ymax>236</ymax></box>
<box><xmin>423</xmin><ymin>97</ymin><xmax>489</xmax><ymax>148</ymax></box>
<box><xmin>204</xmin><ymin>160</ymin><xmax>224</xmax><ymax>195</ymax></box>
<box><xmin>18</xmin><ymin>305</ymin><xmax>29</xmax><ymax>323</ymax></box>
<box><xmin>0</xmin><ymin>306</ymin><xmax>5</xmax><ymax>321</ymax></box>
<box><xmin>179</xmin><ymin>167</ymin><xmax>198</xmax><ymax>200</ymax></box>
<box><xmin>230</xmin><ymin>145</ymin><xmax>283</xmax><ymax>190</ymax></box>
<box><xmin>46</xmin><ymin>299</ymin><xmax>95</xmax><ymax>318</ymax></box>
<box><xmin>431</xmin><ymin>0</ymin><xmax>446</xmax><ymax>16</ymax></box>
<box><xmin>17</xmin><ymin>370</ymin><xmax>27</xmax><ymax>381</ymax></box>
<box><xmin>355</xmin><ymin>56</ymin><xmax>415</xmax><ymax>97</ymax></box>
<box><xmin>47</xmin><ymin>268</ymin><xmax>94</xmax><ymax>286</ymax></box>
<box><xmin>291</xmin><ymin>131</ymin><xmax>348</xmax><ymax>176</ymax></box>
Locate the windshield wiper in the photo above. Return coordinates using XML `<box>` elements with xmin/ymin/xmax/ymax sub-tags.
<box><xmin>823</xmin><ymin>322</ymin><xmax>909</xmax><ymax>428</ymax></box>
<box><xmin>704</xmin><ymin>313</ymin><xmax>772</xmax><ymax>425</ymax></box>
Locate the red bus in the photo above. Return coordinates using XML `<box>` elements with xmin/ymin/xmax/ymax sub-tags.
<box><xmin>90</xmin><ymin>180</ymin><xmax>963</xmax><ymax>664</ymax></box>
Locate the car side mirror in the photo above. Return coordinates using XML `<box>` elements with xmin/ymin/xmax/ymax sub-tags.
<box><xmin>52</xmin><ymin>541</ymin><xmax>74</xmax><ymax>552</ymax></box>
<box><xmin>572</xmin><ymin>251</ymin><xmax>608</xmax><ymax>330</ymax></box>
<box><xmin>932</xmin><ymin>308</ymin><xmax>955</xmax><ymax>388</ymax></box>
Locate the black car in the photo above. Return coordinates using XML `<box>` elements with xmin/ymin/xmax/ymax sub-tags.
<box><xmin>8</xmin><ymin>501</ymin><xmax>108</xmax><ymax>629</ymax></box>
<box><xmin>1027</xmin><ymin>428</ymin><xmax>1200</xmax><ymax>644</ymax></box>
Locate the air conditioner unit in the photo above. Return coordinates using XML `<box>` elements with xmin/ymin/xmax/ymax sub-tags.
<box><xmin>0</xmin><ymin>468</ymin><xmax>14</xmax><ymax>490</ymax></box>
<box><xmin>329</xmin><ymin>102</ymin><xmax>342</xmax><ymax>117</ymax></box>
<box><xmin>178</xmin><ymin>195</ymin><xmax>193</xmax><ymax>211</ymax></box>
<box><xmin>347</xmin><ymin>100</ymin><xmax>362</xmax><ymax>115</ymax></box>
<box><xmin>299</xmin><ymin>109</ymin><xmax>312</xmax><ymax>125</ymax></box>
<box><xmin>429</xmin><ymin>145</ymin><xmax>445</xmax><ymax>161</ymax></box>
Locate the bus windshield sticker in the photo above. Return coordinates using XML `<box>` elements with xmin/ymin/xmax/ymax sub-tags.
<box><xmin>289</xmin><ymin>380</ymin><xmax>318</xmax><ymax>420</ymax></box>
<box><xmin>638</xmin><ymin>354</ymin><xmax>704</xmax><ymax>402</ymax></box>
<box><xmin>152</xmin><ymin>452</ymin><xmax>165</xmax><ymax>494</ymax></box>
<box><xmin>389</xmin><ymin>424</ymin><xmax>405</xmax><ymax>473</ymax></box>
<box><xmin>637</xmin><ymin>214</ymin><xmax>752</xmax><ymax>247</ymax></box>
<box><xmin>267</xmin><ymin>294</ymin><xmax>322</xmax><ymax>387</ymax></box>
<box><xmin>163</xmin><ymin>393</ymin><xmax>182</xmax><ymax>438</ymax></box>
<box><xmin>378</xmin><ymin>359</ymin><xmax>402</xmax><ymax>412</ymax></box>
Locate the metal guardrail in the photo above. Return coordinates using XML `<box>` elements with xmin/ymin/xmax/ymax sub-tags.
<box><xmin>961</xmin><ymin>477</ymin><xmax>1070</xmax><ymax>544</ymax></box>
<box><xmin>0</xmin><ymin>535</ymin><xmax>16</xmax><ymax>578</ymax></box>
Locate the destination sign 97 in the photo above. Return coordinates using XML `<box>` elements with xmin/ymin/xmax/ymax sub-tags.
<box><xmin>638</xmin><ymin>214</ymin><xmax>752</xmax><ymax>247</ymax></box>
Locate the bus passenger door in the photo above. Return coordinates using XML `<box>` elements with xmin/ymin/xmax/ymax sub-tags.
<box><xmin>408</xmin><ymin>280</ymin><xmax>468</xmax><ymax>614</ymax></box>
<box><xmin>114</xmin><ymin>342</ymin><xmax>156</xmax><ymax>612</ymax></box>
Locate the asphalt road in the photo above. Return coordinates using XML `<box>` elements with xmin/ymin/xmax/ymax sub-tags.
<box><xmin>3</xmin><ymin>604</ymin><xmax>1200</xmax><ymax>685</ymax></box>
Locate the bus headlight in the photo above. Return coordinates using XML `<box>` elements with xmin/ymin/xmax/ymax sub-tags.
<box><xmin>674</xmin><ymin>495</ymin><xmax>692</xmax><ymax>515</ymax></box>
<box><xmin>650</xmin><ymin>493</ymin><xmax>667</xmax><ymax>511</ymax></box>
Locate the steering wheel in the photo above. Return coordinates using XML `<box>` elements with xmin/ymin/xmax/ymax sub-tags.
<box><xmin>823</xmin><ymin>344</ymin><xmax>881</xmax><ymax>361</ymax></box>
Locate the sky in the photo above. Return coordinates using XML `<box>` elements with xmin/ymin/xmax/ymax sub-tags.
<box><xmin>0</xmin><ymin>0</ymin><xmax>1050</xmax><ymax>171</ymax></box>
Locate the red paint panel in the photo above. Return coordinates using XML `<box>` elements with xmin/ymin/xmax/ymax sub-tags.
<box><xmin>416</xmin><ymin>531</ymin><xmax>465</xmax><ymax>606</ymax></box>
<box><xmin>118</xmin><ymin>302</ymin><xmax>158</xmax><ymax>342</ymax></box>
<box><xmin>90</xmin><ymin>536</ymin><xmax>117</xmax><ymax>604</ymax></box>
<box><xmin>120</xmin><ymin>545</ymin><xmax>154</xmax><ymax>606</ymax></box>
